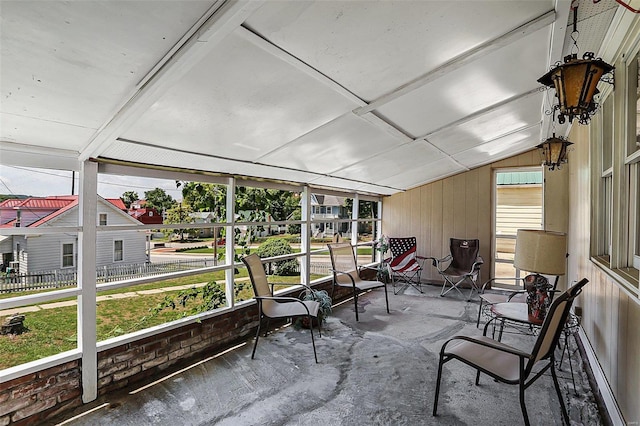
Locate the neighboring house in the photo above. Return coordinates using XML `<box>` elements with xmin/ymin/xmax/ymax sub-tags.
<box><xmin>0</xmin><ymin>195</ymin><xmax>146</xmax><ymax>274</ymax></box>
<box><xmin>190</xmin><ymin>212</ymin><xmax>218</xmax><ymax>238</ymax></box>
<box><xmin>310</xmin><ymin>194</ymin><xmax>348</xmax><ymax>237</ymax></box>
<box><xmin>128</xmin><ymin>205</ymin><xmax>163</xmax><ymax>225</ymax></box>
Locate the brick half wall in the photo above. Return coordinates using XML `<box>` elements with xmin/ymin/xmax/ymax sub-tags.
<box><xmin>0</xmin><ymin>281</ymin><xmax>351</xmax><ymax>424</ymax></box>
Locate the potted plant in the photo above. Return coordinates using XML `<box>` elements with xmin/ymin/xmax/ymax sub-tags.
<box><xmin>296</xmin><ymin>288</ymin><xmax>332</xmax><ymax>329</ymax></box>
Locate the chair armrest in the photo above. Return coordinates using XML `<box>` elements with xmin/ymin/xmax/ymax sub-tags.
<box><xmin>330</xmin><ymin>268</ymin><xmax>357</xmax><ymax>287</ymax></box>
<box><xmin>255</xmin><ymin>296</ymin><xmax>314</xmax><ymax>315</ymax></box>
<box><xmin>422</xmin><ymin>255</ymin><xmax>452</xmax><ymax>270</ymax></box>
<box><xmin>442</xmin><ymin>335</ymin><xmax>531</xmax><ymax>359</ymax></box>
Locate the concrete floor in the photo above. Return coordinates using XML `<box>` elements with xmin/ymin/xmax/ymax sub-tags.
<box><xmin>53</xmin><ymin>284</ymin><xmax>604</xmax><ymax>426</ymax></box>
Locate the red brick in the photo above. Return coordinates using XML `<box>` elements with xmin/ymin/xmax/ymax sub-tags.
<box><xmin>97</xmin><ymin>356</ymin><xmax>113</xmax><ymax>369</ymax></box>
<box><xmin>168</xmin><ymin>331</ymin><xmax>192</xmax><ymax>344</ymax></box>
<box><xmin>142</xmin><ymin>355</ymin><xmax>168</xmax><ymax>371</ymax></box>
<box><xmin>0</xmin><ymin>395</ymin><xmax>36</xmax><ymax>417</ymax></box>
<box><xmin>180</xmin><ymin>335</ymin><xmax>202</xmax><ymax>348</ymax></box>
<box><xmin>1</xmin><ymin>374</ymin><xmax>36</xmax><ymax>390</ymax></box>
<box><xmin>11</xmin><ymin>397</ymin><xmax>56</xmax><ymax>422</ymax></box>
<box><xmin>10</xmin><ymin>376</ymin><xmax>55</xmax><ymax>400</ymax></box>
<box><xmin>42</xmin><ymin>396</ymin><xmax>82</xmax><ymax>421</ymax></box>
<box><xmin>168</xmin><ymin>347</ymin><xmax>190</xmax><ymax>361</ymax></box>
<box><xmin>190</xmin><ymin>339</ymin><xmax>213</xmax><ymax>353</ymax></box>
<box><xmin>97</xmin><ymin>376</ymin><xmax>112</xmax><ymax>388</ymax></box>
<box><xmin>142</xmin><ymin>340</ymin><xmax>164</xmax><ymax>353</ymax></box>
<box><xmin>0</xmin><ymin>415</ymin><xmax>8</xmax><ymax>426</ymax></box>
<box><xmin>129</xmin><ymin>351</ymin><xmax>156</xmax><ymax>367</ymax></box>
<box><xmin>37</xmin><ymin>361</ymin><xmax>78</xmax><ymax>378</ymax></box>
<box><xmin>98</xmin><ymin>361</ymin><xmax>127</xmax><ymax>378</ymax></box>
<box><xmin>39</xmin><ymin>375</ymin><xmax>80</xmax><ymax>396</ymax></box>
<box><xmin>0</xmin><ymin>393</ymin><xmax>8</xmax><ymax>405</ymax></box>
<box><xmin>113</xmin><ymin>366</ymin><xmax>141</xmax><ymax>382</ymax></box>
<box><xmin>114</xmin><ymin>347</ymin><xmax>143</xmax><ymax>363</ymax></box>
<box><xmin>56</xmin><ymin>387</ymin><xmax>81</xmax><ymax>403</ymax></box>
<box><xmin>57</xmin><ymin>369</ymin><xmax>80</xmax><ymax>383</ymax></box>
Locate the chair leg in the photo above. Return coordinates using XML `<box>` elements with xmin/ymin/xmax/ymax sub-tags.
<box><xmin>384</xmin><ymin>283</ymin><xmax>390</xmax><ymax>313</ymax></box>
<box><xmin>354</xmin><ymin>290</ymin><xmax>359</xmax><ymax>322</ymax></box>
<box><xmin>308</xmin><ymin>315</ymin><xmax>318</xmax><ymax>363</ymax></box>
<box><xmin>432</xmin><ymin>353</ymin><xmax>446</xmax><ymax>416</ymax></box>
<box><xmin>264</xmin><ymin>318</ymin><xmax>271</xmax><ymax>337</ymax></box>
<box><xmin>476</xmin><ymin>299</ymin><xmax>484</xmax><ymax>328</ymax></box>
<box><xmin>551</xmin><ymin>361</ymin><xmax>570</xmax><ymax>425</ymax></box>
<box><xmin>251</xmin><ymin>317</ymin><xmax>262</xmax><ymax>359</ymax></box>
<box><xmin>475</xmin><ymin>370</ymin><xmax>481</xmax><ymax>385</ymax></box>
<box><xmin>519</xmin><ymin>380</ymin><xmax>530</xmax><ymax>426</ymax></box>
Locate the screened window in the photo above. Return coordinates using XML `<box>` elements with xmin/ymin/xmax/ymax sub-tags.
<box><xmin>114</xmin><ymin>240</ymin><xmax>123</xmax><ymax>262</ymax></box>
<box><xmin>62</xmin><ymin>243</ymin><xmax>74</xmax><ymax>268</ymax></box>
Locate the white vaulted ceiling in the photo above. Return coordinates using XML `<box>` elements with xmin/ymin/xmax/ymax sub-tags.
<box><xmin>0</xmin><ymin>0</ymin><xmax>619</xmax><ymax>195</ymax></box>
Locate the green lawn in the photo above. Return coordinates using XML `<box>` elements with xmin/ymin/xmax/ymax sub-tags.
<box><xmin>0</xmin><ymin>273</ymin><xmax>323</xmax><ymax>369</ymax></box>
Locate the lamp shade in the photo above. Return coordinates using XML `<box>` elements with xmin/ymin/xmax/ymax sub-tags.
<box><xmin>514</xmin><ymin>230</ymin><xmax>567</xmax><ymax>276</ymax></box>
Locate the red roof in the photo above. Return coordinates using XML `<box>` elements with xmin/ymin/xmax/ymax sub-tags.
<box><xmin>106</xmin><ymin>198</ymin><xmax>127</xmax><ymax>211</ymax></box>
<box><xmin>0</xmin><ymin>196</ymin><xmax>134</xmax><ymax>227</ymax></box>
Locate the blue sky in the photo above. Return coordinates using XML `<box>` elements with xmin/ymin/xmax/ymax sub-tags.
<box><xmin>0</xmin><ymin>165</ymin><xmax>183</xmax><ymax>201</ymax></box>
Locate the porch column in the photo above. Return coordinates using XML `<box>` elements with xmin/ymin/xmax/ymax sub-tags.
<box><xmin>300</xmin><ymin>186</ymin><xmax>311</xmax><ymax>285</ymax></box>
<box><xmin>225</xmin><ymin>178</ymin><xmax>235</xmax><ymax>307</ymax></box>
<box><xmin>351</xmin><ymin>193</ymin><xmax>359</xmax><ymax>245</ymax></box>
<box><xmin>78</xmin><ymin>160</ymin><xmax>97</xmax><ymax>403</ymax></box>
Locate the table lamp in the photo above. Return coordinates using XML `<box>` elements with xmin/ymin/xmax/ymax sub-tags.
<box><xmin>514</xmin><ymin>229</ymin><xmax>567</xmax><ymax>322</ymax></box>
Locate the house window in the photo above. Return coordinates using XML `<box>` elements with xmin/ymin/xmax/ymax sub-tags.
<box><xmin>114</xmin><ymin>240</ymin><xmax>123</xmax><ymax>262</ymax></box>
<box><xmin>62</xmin><ymin>243</ymin><xmax>74</xmax><ymax>268</ymax></box>
<box><xmin>99</xmin><ymin>213</ymin><xmax>107</xmax><ymax>226</ymax></box>
<box><xmin>148</xmin><ymin>211</ymin><xmax>153</xmax><ymax>217</ymax></box>
<box><xmin>592</xmin><ymin>48</ymin><xmax>640</xmax><ymax>286</ymax></box>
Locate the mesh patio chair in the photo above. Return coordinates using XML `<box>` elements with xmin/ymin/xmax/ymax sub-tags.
<box><xmin>387</xmin><ymin>237</ymin><xmax>425</xmax><ymax>294</ymax></box>
<box><xmin>242</xmin><ymin>254</ymin><xmax>320</xmax><ymax>363</ymax></box>
<box><xmin>433</xmin><ymin>278</ymin><xmax>589</xmax><ymax>426</ymax></box>
<box><xmin>430</xmin><ymin>238</ymin><xmax>483</xmax><ymax>300</ymax></box>
<box><xmin>327</xmin><ymin>242</ymin><xmax>389</xmax><ymax>322</ymax></box>
<box><xmin>475</xmin><ymin>277</ymin><xmax>527</xmax><ymax>327</ymax></box>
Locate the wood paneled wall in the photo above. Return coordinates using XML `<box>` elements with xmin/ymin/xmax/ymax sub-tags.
<box><xmin>382</xmin><ymin>150</ymin><xmax>540</xmax><ymax>283</ymax></box>
<box><xmin>568</xmin><ymin>123</ymin><xmax>640</xmax><ymax>424</ymax></box>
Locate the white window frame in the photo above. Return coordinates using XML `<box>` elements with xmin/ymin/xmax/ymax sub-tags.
<box><xmin>113</xmin><ymin>239</ymin><xmax>124</xmax><ymax>262</ymax></box>
<box><xmin>61</xmin><ymin>242</ymin><xmax>75</xmax><ymax>268</ymax></box>
<box><xmin>99</xmin><ymin>213</ymin><xmax>107</xmax><ymax>226</ymax></box>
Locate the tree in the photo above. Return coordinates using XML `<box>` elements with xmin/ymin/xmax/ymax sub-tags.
<box><xmin>144</xmin><ymin>188</ymin><xmax>175</xmax><ymax>214</ymax></box>
<box><xmin>120</xmin><ymin>191</ymin><xmax>138</xmax><ymax>209</ymax></box>
<box><xmin>164</xmin><ymin>203</ymin><xmax>194</xmax><ymax>241</ymax></box>
<box><xmin>177</xmin><ymin>181</ymin><xmax>226</xmax><ymax>220</ymax></box>
<box><xmin>236</xmin><ymin>187</ymin><xmax>300</xmax><ymax>222</ymax></box>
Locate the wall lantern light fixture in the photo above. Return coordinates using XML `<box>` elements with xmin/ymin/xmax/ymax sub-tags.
<box><xmin>537</xmin><ymin>3</ymin><xmax>614</xmax><ymax>125</ymax></box>
<box><xmin>537</xmin><ymin>134</ymin><xmax>572</xmax><ymax>171</ymax></box>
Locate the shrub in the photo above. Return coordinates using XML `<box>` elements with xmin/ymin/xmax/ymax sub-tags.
<box><xmin>255</xmin><ymin>238</ymin><xmax>299</xmax><ymax>276</ymax></box>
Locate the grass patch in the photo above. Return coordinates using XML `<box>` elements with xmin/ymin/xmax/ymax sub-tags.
<box><xmin>0</xmin><ymin>272</ymin><xmax>326</xmax><ymax>369</ymax></box>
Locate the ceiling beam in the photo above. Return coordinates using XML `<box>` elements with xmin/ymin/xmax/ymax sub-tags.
<box><xmin>0</xmin><ymin>141</ymin><xmax>80</xmax><ymax>171</ymax></box>
<box><xmin>354</xmin><ymin>9</ymin><xmax>557</xmax><ymax>116</ymax></box>
<box><xmin>78</xmin><ymin>0</ymin><xmax>265</xmax><ymax>162</ymax></box>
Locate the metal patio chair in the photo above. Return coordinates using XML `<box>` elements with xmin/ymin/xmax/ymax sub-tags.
<box><xmin>327</xmin><ymin>242</ymin><xmax>389</xmax><ymax>322</ymax></box>
<box><xmin>433</xmin><ymin>278</ymin><xmax>589</xmax><ymax>426</ymax></box>
<box><xmin>242</xmin><ymin>254</ymin><xmax>320</xmax><ymax>363</ymax></box>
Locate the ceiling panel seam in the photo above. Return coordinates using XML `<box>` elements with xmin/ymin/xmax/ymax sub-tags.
<box><xmin>111</xmin><ymin>138</ymin><xmax>402</xmax><ymax>193</ymax></box>
<box><xmin>413</xmin><ymin>87</ymin><xmax>544</xmax><ymax>141</ymax></box>
<box><xmin>237</xmin><ymin>26</ymin><xmax>366</xmax><ymax>107</ymax></box>
<box><xmin>77</xmin><ymin>0</ymin><xmax>264</xmax><ymax>163</ymax></box>
<box><xmin>353</xmin><ymin>9</ymin><xmax>556</xmax><ymax>116</ymax></box>
<box><xmin>420</xmin><ymin>138</ymin><xmax>470</xmax><ymax>171</ymax></box>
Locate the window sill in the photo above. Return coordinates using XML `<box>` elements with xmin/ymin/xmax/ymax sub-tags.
<box><xmin>591</xmin><ymin>256</ymin><xmax>639</xmax><ymax>298</ymax></box>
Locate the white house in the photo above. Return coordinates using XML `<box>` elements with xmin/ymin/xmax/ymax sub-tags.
<box><xmin>310</xmin><ymin>194</ymin><xmax>348</xmax><ymax>237</ymax></box>
<box><xmin>0</xmin><ymin>195</ymin><xmax>146</xmax><ymax>274</ymax></box>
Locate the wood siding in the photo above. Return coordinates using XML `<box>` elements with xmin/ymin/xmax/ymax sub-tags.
<box><xmin>382</xmin><ymin>150</ymin><xmax>540</xmax><ymax>283</ymax></box>
<box><xmin>568</xmin><ymin>123</ymin><xmax>640</xmax><ymax>424</ymax></box>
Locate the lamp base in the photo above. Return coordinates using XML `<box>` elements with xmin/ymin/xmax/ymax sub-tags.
<box><xmin>525</xmin><ymin>274</ymin><xmax>551</xmax><ymax>324</ymax></box>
